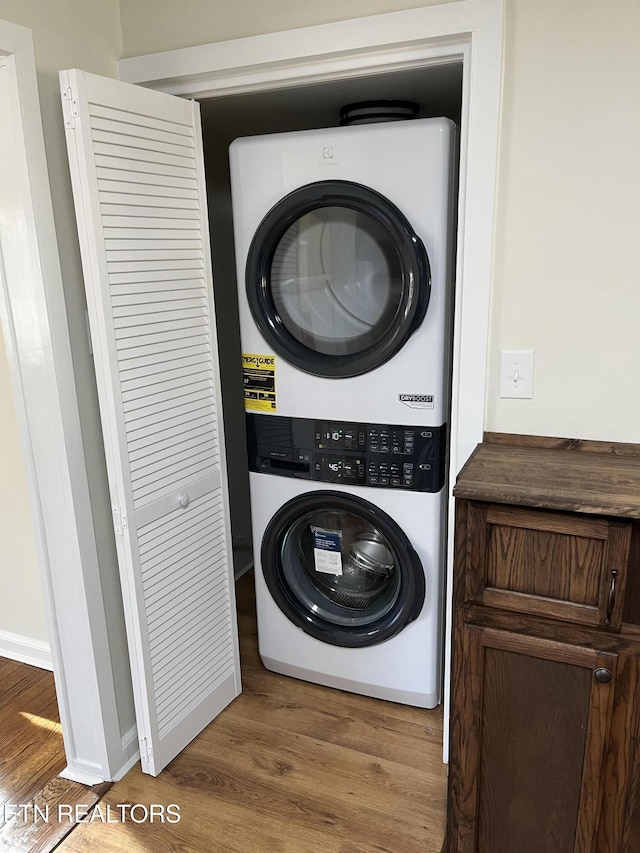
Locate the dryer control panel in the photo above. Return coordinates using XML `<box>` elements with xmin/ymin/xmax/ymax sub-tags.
<box><xmin>246</xmin><ymin>414</ymin><xmax>447</xmax><ymax>493</ymax></box>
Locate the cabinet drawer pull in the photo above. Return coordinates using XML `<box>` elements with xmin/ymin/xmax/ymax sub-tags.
<box><xmin>604</xmin><ymin>570</ymin><xmax>619</xmax><ymax>625</ymax></box>
<box><xmin>594</xmin><ymin>667</ymin><xmax>612</xmax><ymax>684</ymax></box>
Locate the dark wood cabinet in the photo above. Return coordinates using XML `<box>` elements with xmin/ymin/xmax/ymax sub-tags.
<box><xmin>464</xmin><ymin>502</ymin><xmax>632</xmax><ymax>628</ymax></box>
<box><xmin>444</xmin><ymin>436</ymin><xmax>640</xmax><ymax>853</ymax></box>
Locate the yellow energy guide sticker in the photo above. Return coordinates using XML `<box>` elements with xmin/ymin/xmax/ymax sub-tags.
<box><xmin>242</xmin><ymin>353</ymin><xmax>276</xmax><ymax>412</ymax></box>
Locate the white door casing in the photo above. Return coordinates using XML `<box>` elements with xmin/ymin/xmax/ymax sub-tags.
<box><xmin>0</xmin><ymin>19</ymin><xmax>128</xmax><ymax>784</ymax></box>
<box><xmin>61</xmin><ymin>68</ymin><xmax>241</xmax><ymax>776</ymax></box>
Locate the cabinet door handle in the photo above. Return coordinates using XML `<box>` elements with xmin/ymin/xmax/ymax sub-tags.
<box><xmin>594</xmin><ymin>668</ymin><xmax>612</xmax><ymax>684</ymax></box>
<box><xmin>604</xmin><ymin>569</ymin><xmax>619</xmax><ymax>626</ymax></box>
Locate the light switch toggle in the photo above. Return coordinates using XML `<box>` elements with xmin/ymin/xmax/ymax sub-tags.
<box><xmin>500</xmin><ymin>351</ymin><xmax>534</xmax><ymax>398</ymax></box>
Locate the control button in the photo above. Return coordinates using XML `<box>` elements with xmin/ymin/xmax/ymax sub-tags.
<box><xmin>379</xmin><ymin>476</ymin><xmax>390</xmax><ymax>485</ymax></box>
<box><xmin>369</xmin><ymin>475</ymin><xmax>379</xmax><ymax>484</ymax></box>
<box><xmin>391</xmin><ymin>477</ymin><xmax>401</xmax><ymax>486</ymax></box>
<box><xmin>359</xmin><ymin>432</ymin><xmax>365</xmax><ymax>445</ymax></box>
<box><xmin>419</xmin><ymin>463</ymin><xmax>432</xmax><ymax>471</ymax></box>
<box><xmin>380</xmin><ymin>445</ymin><xmax>389</xmax><ymax>453</ymax></box>
<box><xmin>370</xmin><ymin>444</ymin><xmax>379</xmax><ymax>452</ymax></box>
<box><xmin>403</xmin><ymin>476</ymin><xmax>414</xmax><ymax>485</ymax></box>
<box><xmin>420</xmin><ymin>431</ymin><xmax>433</xmax><ymax>438</ymax></box>
<box><xmin>403</xmin><ymin>462</ymin><xmax>414</xmax><ymax>470</ymax></box>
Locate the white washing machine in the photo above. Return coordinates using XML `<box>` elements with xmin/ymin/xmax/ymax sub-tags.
<box><xmin>229</xmin><ymin>118</ymin><xmax>457</xmax><ymax>427</ymax></box>
<box><xmin>250</xmin><ymin>468</ymin><xmax>446</xmax><ymax>709</ymax></box>
<box><xmin>230</xmin><ymin>118</ymin><xmax>456</xmax><ymax>707</ymax></box>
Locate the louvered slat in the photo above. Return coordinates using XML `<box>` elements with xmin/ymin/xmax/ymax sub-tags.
<box><xmin>117</xmin><ymin>332</ymin><xmax>209</xmax><ymax>361</ymax></box>
<box><xmin>89</xmin><ymin>101</ymin><xmax>193</xmax><ymax>136</ymax></box>
<box><xmin>62</xmin><ymin>69</ymin><xmax>240</xmax><ymax>777</ymax></box>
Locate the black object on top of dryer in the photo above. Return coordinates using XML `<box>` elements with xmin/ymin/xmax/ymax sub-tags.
<box><xmin>246</xmin><ymin>412</ymin><xmax>447</xmax><ymax>493</ymax></box>
<box><xmin>339</xmin><ymin>100</ymin><xmax>420</xmax><ymax>125</ymax></box>
<box><xmin>245</xmin><ymin>180</ymin><xmax>431</xmax><ymax>379</ymax></box>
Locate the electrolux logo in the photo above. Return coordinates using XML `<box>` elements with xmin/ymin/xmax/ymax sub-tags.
<box><xmin>319</xmin><ymin>145</ymin><xmax>339</xmax><ymax>166</ymax></box>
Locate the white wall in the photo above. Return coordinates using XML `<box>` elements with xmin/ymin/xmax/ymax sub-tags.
<box><xmin>119</xmin><ymin>0</ymin><xmax>640</xmax><ymax>446</ymax></box>
<box><xmin>119</xmin><ymin>0</ymin><xmax>456</xmax><ymax>56</ymax></box>
<box><xmin>486</xmin><ymin>0</ymin><xmax>640</xmax><ymax>441</ymax></box>
<box><xmin>0</xmin><ymin>0</ymin><xmax>136</xmax><ymax>734</ymax></box>
<box><xmin>0</xmin><ymin>323</ymin><xmax>47</xmax><ymax>642</ymax></box>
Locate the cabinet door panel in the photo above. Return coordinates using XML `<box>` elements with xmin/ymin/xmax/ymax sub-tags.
<box><xmin>465</xmin><ymin>504</ymin><xmax>631</xmax><ymax>627</ymax></box>
<box><xmin>454</xmin><ymin>625</ymin><xmax>616</xmax><ymax>853</ymax></box>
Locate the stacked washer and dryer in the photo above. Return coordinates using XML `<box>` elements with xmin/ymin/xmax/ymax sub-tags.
<box><xmin>229</xmin><ymin>115</ymin><xmax>456</xmax><ymax>708</ymax></box>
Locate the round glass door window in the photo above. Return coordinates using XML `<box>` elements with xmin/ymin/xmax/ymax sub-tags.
<box><xmin>261</xmin><ymin>491</ymin><xmax>425</xmax><ymax>647</ymax></box>
<box><xmin>246</xmin><ymin>181</ymin><xmax>431</xmax><ymax>378</ymax></box>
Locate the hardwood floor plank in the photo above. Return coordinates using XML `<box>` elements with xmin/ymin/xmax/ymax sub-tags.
<box><xmin>57</xmin><ymin>765</ymin><xmax>341</xmax><ymax>853</ymax></box>
<box><xmin>0</xmin><ymin>778</ymin><xmax>110</xmax><ymax>853</ymax></box>
<box><xmin>202</xmin><ymin>712</ymin><xmax>445</xmax><ymax>813</ymax></box>
<box><xmin>0</xmin><ymin>695</ymin><xmax>66</xmax><ymax>823</ymax></box>
<box><xmin>0</xmin><ymin>660</ymin><xmax>49</xmax><ymax>714</ymax></box>
<box><xmin>0</xmin><ymin>670</ymin><xmax>61</xmax><ymax>747</ymax></box>
<box><xmin>235</xmin><ymin>671</ymin><xmax>444</xmax><ymax>772</ymax></box>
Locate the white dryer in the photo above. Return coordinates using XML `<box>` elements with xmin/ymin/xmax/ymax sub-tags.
<box><xmin>229</xmin><ymin>118</ymin><xmax>457</xmax><ymax>428</ymax></box>
<box><xmin>229</xmin><ymin>118</ymin><xmax>456</xmax><ymax>707</ymax></box>
<box><xmin>248</xmin><ymin>461</ymin><xmax>446</xmax><ymax>709</ymax></box>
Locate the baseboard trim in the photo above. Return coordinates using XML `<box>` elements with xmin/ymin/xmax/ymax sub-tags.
<box><xmin>0</xmin><ymin>629</ymin><xmax>52</xmax><ymax>670</ymax></box>
<box><xmin>60</xmin><ymin>763</ymin><xmax>108</xmax><ymax>786</ymax></box>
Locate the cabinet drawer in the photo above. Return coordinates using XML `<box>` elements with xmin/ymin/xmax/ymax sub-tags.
<box><xmin>465</xmin><ymin>503</ymin><xmax>632</xmax><ymax>628</ymax></box>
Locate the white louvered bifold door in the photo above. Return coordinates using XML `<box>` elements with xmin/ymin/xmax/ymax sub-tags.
<box><xmin>60</xmin><ymin>68</ymin><xmax>241</xmax><ymax>776</ymax></box>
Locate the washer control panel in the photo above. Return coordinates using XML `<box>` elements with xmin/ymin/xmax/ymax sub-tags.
<box><xmin>247</xmin><ymin>414</ymin><xmax>447</xmax><ymax>493</ymax></box>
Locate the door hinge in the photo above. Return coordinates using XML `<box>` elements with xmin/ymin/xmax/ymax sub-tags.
<box><xmin>139</xmin><ymin>736</ymin><xmax>152</xmax><ymax>763</ymax></box>
<box><xmin>112</xmin><ymin>506</ymin><xmax>128</xmax><ymax>537</ymax></box>
<box><xmin>61</xmin><ymin>86</ymin><xmax>79</xmax><ymax>129</ymax></box>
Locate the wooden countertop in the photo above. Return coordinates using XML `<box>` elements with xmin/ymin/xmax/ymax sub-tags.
<box><xmin>453</xmin><ymin>433</ymin><xmax>640</xmax><ymax>519</ymax></box>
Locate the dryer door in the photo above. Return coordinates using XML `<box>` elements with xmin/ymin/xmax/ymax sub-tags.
<box><xmin>246</xmin><ymin>181</ymin><xmax>431</xmax><ymax>378</ymax></box>
<box><xmin>261</xmin><ymin>490</ymin><xmax>425</xmax><ymax>647</ymax></box>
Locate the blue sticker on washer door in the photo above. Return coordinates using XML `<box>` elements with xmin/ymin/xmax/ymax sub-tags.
<box><xmin>311</xmin><ymin>526</ymin><xmax>343</xmax><ymax>576</ymax></box>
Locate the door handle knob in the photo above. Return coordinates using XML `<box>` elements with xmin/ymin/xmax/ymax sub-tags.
<box><xmin>594</xmin><ymin>668</ymin><xmax>612</xmax><ymax>684</ymax></box>
<box><xmin>178</xmin><ymin>493</ymin><xmax>190</xmax><ymax>508</ymax></box>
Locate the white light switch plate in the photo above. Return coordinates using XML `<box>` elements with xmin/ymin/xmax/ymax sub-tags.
<box><xmin>500</xmin><ymin>350</ymin><xmax>534</xmax><ymax>398</ymax></box>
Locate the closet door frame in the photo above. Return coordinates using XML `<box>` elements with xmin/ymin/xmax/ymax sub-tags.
<box><xmin>0</xmin><ymin>18</ymin><xmax>126</xmax><ymax>784</ymax></box>
<box><xmin>2</xmin><ymin>0</ymin><xmax>502</xmax><ymax>782</ymax></box>
<box><xmin>119</xmin><ymin>0</ymin><xmax>504</xmax><ymax>761</ymax></box>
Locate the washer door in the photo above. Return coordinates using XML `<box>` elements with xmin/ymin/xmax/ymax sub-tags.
<box><xmin>261</xmin><ymin>491</ymin><xmax>426</xmax><ymax>647</ymax></box>
<box><xmin>246</xmin><ymin>180</ymin><xmax>431</xmax><ymax>378</ymax></box>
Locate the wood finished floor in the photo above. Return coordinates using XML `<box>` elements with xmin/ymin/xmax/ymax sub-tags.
<box><xmin>5</xmin><ymin>571</ymin><xmax>446</xmax><ymax>852</ymax></box>
<box><xmin>0</xmin><ymin>657</ymin><xmax>110</xmax><ymax>852</ymax></box>
<box><xmin>0</xmin><ymin>658</ymin><xmax>66</xmax><ymax>823</ymax></box>
<box><xmin>59</xmin><ymin>571</ymin><xmax>447</xmax><ymax>852</ymax></box>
